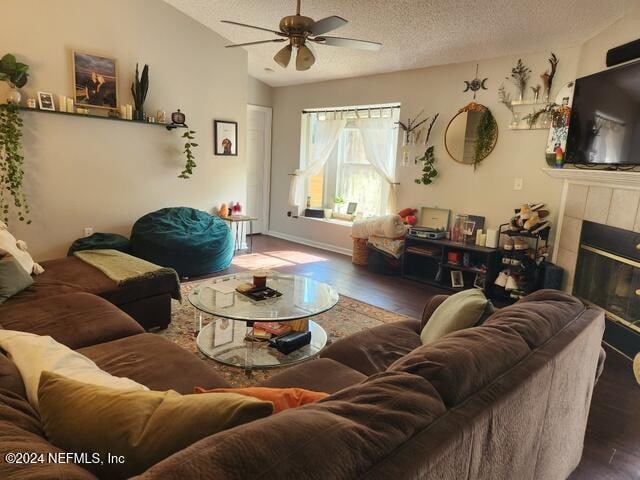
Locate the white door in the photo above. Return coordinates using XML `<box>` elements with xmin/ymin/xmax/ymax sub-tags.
<box><xmin>246</xmin><ymin>105</ymin><xmax>272</xmax><ymax>234</ymax></box>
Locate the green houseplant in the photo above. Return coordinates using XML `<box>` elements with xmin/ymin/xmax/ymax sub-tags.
<box><xmin>473</xmin><ymin>109</ymin><xmax>497</xmax><ymax>171</ymax></box>
<box><xmin>0</xmin><ymin>54</ymin><xmax>29</xmax><ymax>104</ymax></box>
<box><xmin>0</xmin><ymin>103</ymin><xmax>30</xmax><ymax>224</ymax></box>
<box><xmin>178</xmin><ymin>129</ymin><xmax>198</xmax><ymax>179</ymax></box>
<box><xmin>414</xmin><ymin>146</ymin><xmax>437</xmax><ymax>185</ymax></box>
<box><xmin>130</xmin><ymin>63</ymin><xmax>149</xmax><ymax>121</ymax></box>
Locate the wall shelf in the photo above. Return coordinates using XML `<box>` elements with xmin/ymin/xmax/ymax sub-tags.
<box><xmin>508</xmin><ymin>125</ymin><xmax>549</xmax><ymax>131</ymax></box>
<box><xmin>2</xmin><ymin>105</ymin><xmax>187</xmax><ymax>131</ymax></box>
<box><xmin>510</xmin><ymin>100</ymin><xmax>550</xmax><ymax>107</ymax></box>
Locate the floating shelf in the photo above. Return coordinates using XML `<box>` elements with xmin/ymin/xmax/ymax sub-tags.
<box><xmin>2</xmin><ymin>105</ymin><xmax>187</xmax><ymax>131</ymax></box>
<box><xmin>510</xmin><ymin>100</ymin><xmax>550</xmax><ymax>107</ymax></box>
<box><xmin>508</xmin><ymin>125</ymin><xmax>549</xmax><ymax>131</ymax></box>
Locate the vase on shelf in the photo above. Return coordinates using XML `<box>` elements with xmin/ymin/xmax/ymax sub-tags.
<box><xmin>133</xmin><ymin>110</ymin><xmax>144</xmax><ymax>121</ymax></box>
<box><xmin>6</xmin><ymin>85</ymin><xmax>21</xmax><ymax>105</ymax></box>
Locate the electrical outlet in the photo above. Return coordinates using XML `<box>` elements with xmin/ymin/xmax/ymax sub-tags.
<box><xmin>513</xmin><ymin>177</ymin><xmax>524</xmax><ymax>191</ymax></box>
<box><xmin>83</xmin><ymin>227</ymin><xmax>94</xmax><ymax>237</ymax></box>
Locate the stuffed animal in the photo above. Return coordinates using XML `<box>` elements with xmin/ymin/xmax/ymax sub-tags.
<box><xmin>397</xmin><ymin>208</ymin><xmax>417</xmax><ymax>225</ymax></box>
<box><xmin>508</xmin><ymin>203</ymin><xmax>551</xmax><ymax>235</ymax></box>
<box><xmin>218</xmin><ymin>203</ymin><xmax>229</xmax><ymax>217</ymax></box>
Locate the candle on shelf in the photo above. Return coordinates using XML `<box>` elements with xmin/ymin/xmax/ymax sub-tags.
<box><xmin>475</xmin><ymin>229</ymin><xmax>483</xmax><ymax>246</ymax></box>
<box><xmin>479</xmin><ymin>233</ymin><xmax>487</xmax><ymax>247</ymax></box>
<box><xmin>119</xmin><ymin>105</ymin><xmax>126</xmax><ymax>119</ymax></box>
<box><xmin>58</xmin><ymin>95</ymin><xmax>67</xmax><ymax>112</ymax></box>
<box><xmin>66</xmin><ymin>98</ymin><xmax>74</xmax><ymax>113</ymax></box>
<box><xmin>485</xmin><ymin>228</ymin><xmax>498</xmax><ymax>248</ymax></box>
<box><xmin>125</xmin><ymin>104</ymin><xmax>133</xmax><ymax>120</ymax></box>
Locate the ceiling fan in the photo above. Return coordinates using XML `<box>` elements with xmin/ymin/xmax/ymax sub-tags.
<box><xmin>222</xmin><ymin>0</ymin><xmax>382</xmax><ymax>71</ymax></box>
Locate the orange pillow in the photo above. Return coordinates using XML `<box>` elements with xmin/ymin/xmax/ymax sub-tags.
<box><xmin>194</xmin><ymin>386</ymin><xmax>328</xmax><ymax>413</ymax></box>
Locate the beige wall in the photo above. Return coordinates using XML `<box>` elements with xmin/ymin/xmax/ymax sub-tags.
<box><xmin>577</xmin><ymin>6</ymin><xmax>640</xmax><ymax>77</ymax></box>
<box><xmin>248</xmin><ymin>76</ymin><xmax>273</xmax><ymax>107</ymax></box>
<box><xmin>269</xmin><ymin>48</ymin><xmax>581</xmax><ymax>250</ymax></box>
<box><xmin>1</xmin><ymin>0</ymin><xmax>248</xmax><ymax>260</ymax></box>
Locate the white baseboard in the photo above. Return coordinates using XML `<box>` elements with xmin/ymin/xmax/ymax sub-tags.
<box><xmin>266</xmin><ymin>230</ymin><xmax>352</xmax><ymax>257</ymax></box>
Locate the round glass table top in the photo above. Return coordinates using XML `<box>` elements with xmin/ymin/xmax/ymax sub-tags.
<box><xmin>188</xmin><ymin>272</ymin><xmax>339</xmax><ymax>322</ymax></box>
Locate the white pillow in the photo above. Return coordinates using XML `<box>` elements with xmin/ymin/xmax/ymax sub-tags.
<box><xmin>0</xmin><ymin>330</ymin><xmax>148</xmax><ymax>409</ymax></box>
<box><xmin>0</xmin><ymin>223</ymin><xmax>44</xmax><ymax>275</ymax></box>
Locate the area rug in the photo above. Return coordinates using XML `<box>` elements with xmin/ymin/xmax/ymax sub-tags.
<box><xmin>159</xmin><ymin>279</ymin><xmax>414</xmax><ymax>387</ymax></box>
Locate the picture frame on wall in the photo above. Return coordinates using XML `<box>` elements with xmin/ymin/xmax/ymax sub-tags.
<box><xmin>214</xmin><ymin>120</ymin><xmax>238</xmax><ymax>156</ymax></box>
<box><xmin>37</xmin><ymin>92</ymin><xmax>55</xmax><ymax>111</ymax></box>
<box><xmin>72</xmin><ymin>51</ymin><xmax>118</xmax><ymax>109</ymax></box>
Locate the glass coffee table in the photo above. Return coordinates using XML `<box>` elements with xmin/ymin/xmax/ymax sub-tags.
<box><xmin>190</xmin><ymin>272</ymin><xmax>339</xmax><ymax>373</ymax></box>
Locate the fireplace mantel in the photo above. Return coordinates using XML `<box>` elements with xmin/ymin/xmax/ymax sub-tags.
<box><xmin>543</xmin><ymin>167</ymin><xmax>640</xmax><ymax>189</ymax></box>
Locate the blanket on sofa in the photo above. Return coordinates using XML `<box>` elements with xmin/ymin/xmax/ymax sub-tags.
<box><xmin>74</xmin><ymin>249</ymin><xmax>181</xmax><ymax>301</ymax></box>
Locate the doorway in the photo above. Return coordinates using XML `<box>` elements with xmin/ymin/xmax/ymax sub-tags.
<box><xmin>246</xmin><ymin>104</ymin><xmax>272</xmax><ymax>234</ymax></box>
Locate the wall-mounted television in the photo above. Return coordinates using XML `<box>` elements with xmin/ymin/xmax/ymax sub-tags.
<box><xmin>565</xmin><ymin>60</ymin><xmax>640</xmax><ymax>166</ymax></box>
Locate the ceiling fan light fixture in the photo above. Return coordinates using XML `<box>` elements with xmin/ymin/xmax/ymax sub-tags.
<box><xmin>296</xmin><ymin>44</ymin><xmax>315</xmax><ymax>71</ymax></box>
<box><xmin>274</xmin><ymin>44</ymin><xmax>292</xmax><ymax>68</ymax></box>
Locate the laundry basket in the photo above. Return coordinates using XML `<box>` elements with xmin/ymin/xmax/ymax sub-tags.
<box><xmin>352</xmin><ymin>237</ymin><xmax>369</xmax><ymax>265</ymax></box>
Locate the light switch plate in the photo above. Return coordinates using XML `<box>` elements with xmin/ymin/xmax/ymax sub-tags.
<box><xmin>513</xmin><ymin>177</ymin><xmax>524</xmax><ymax>191</ymax></box>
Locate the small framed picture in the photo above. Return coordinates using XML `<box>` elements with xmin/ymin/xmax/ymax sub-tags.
<box><xmin>347</xmin><ymin>202</ymin><xmax>358</xmax><ymax>215</ymax></box>
<box><xmin>451</xmin><ymin>270</ymin><xmax>464</xmax><ymax>288</ymax></box>
<box><xmin>474</xmin><ymin>273</ymin><xmax>486</xmax><ymax>289</ymax></box>
<box><xmin>72</xmin><ymin>51</ymin><xmax>118</xmax><ymax>109</ymax></box>
<box><xmin>214</xmin><ymin>120</ymin><xmax>238</xmax><ymax>156</ymax></box>
<box><xmin>37</xmin><ymin>92</ymin><xmax>55</xmax><ymax>111</ymax></box>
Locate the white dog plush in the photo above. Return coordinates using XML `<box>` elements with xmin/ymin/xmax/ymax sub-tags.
<box><xmin>0</xmin><ymin>225</ymin><xmax>44</xmax><ymax>275</ymax></box>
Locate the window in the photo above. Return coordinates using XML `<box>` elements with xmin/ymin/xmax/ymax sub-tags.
<box><xmin>300</xmin><ymin>104</ymin><xmax>400</xmax><ymax>218</ymax></box>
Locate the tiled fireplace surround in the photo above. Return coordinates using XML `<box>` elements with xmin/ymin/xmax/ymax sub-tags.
<box><xmin>546</xmin><ymin>168</ymin><xmax>640</xmax><ymax>293</ymax></box>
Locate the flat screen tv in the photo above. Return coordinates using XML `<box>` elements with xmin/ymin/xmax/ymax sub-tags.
<box><xmin>566</xmin><ymin>60</ymin><xmax>640</xmax><ymax>166</ymax></box>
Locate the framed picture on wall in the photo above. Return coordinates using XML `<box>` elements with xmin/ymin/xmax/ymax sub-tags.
<box><xmin>37</xmin><ymin>92</ymin><xmax>55</xmax><ymax>111</ymax></box>
<box><xmin>214</xmin><ymin>120</ymin><xmax>238</xmax><ymax>156</ymax></box>
<box><xmin>72</xmin><ymin>51</ymin><xmax>118</xmax><ymax>109</ymax></box>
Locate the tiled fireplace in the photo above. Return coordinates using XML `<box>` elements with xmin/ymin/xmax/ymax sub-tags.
<box><xmin>546</xmin><ymin>168</ymin><xmax>640</xmax><ymax>356</ymax></box>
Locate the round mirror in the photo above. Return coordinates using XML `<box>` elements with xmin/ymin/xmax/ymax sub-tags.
<box><xmin>444</xmin><ymin>102</ymin><xmax>498</xmax><ymax>167</ymax></box>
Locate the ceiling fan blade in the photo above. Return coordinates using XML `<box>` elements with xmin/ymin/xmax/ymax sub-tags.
<box><xmin>310</xmin><ymin>15</ymin><xmax>347</xmax><ymax>35</ymax></box>
<box><xmin>226</xmin><ymin>39</ymin><xmax>287</xmax><ymax>48</ymax></box>
<box><xmin>274</xmin><ymin>44</ymin><xmax>293</xmax><ymax>68</ymax></box>
<box><xmin>221</xmin><ymin>20</ymin><xmax>285</xmax><ymax>36</ymax></box>
<box><xmin>296</xmin><ymin>44</ymin><xmax>315</xmax><ymax>71</ymax></box>
<box><xmin>313</xmin><ymin>36</ymin><xmax>382</xmax><ymax>51</ymax></box>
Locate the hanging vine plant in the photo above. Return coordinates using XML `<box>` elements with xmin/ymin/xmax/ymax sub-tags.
<box><xmin>177</xmin><ymin>129</ymin><xmax>198</xmax><ymax>179</ymax></box>
<box><xmin>414</xmin><ymin>146</ymin><xmax>437</xmax><ymax>185</ymax></box>
<box><xmin>0</xmin><ymin>103</ymin><xmax>30</xmax><ymax>224</ymax></box>
<box><xmin>473</xmin><ymin>108</ymin><xmax>497</xmax><ymax>171</ymax></box>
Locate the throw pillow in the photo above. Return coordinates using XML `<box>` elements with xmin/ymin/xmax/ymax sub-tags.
<box><xmin>194</xmin><ymin>386</ymin><xmax>329</xmax><ymax>413</ymax></box>
<box><xmin>420</xmin><ymin>289</ymin><xmax>494</xmax><ymax>345</ymax></box>
<box><xmin>38</xmin><ymin>372</ymin><xmax>274</xmax><ymax>478</ymax></box>
<box><xmin>0</xmin><ymin>254</ymin><xmax>34</xmax><ymax>303</ymax></box>
<box><xmin>0</xmin><ymin>222</ymin><xmax>44</xmax><ymax>275</ymax></box>
<box><xmin>0</xmin><ymin>330</ymin><xmax>147</xmax><ymax>409</ymax></box>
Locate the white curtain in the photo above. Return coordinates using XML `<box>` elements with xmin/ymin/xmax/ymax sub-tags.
<box><xmin>288</xmin><ymin>116</ymin><xmax>346</xmax><ymax>207</ymax></box>
<box><xmin>356</xmin><ymin>116</ymin><xmax>398</xmax><ymax>214</ymax></box>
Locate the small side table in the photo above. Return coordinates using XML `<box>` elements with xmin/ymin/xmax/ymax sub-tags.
<box><xmin>221</xmin><ymin>215</ymin><xmax>257</xmax><ymax>254</ymax></box>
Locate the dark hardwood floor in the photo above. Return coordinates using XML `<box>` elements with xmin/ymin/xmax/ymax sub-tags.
<box><xmin>196</xmin><ymin>234</ymin><xmax>640</xmax><ymax>479</ymax></box>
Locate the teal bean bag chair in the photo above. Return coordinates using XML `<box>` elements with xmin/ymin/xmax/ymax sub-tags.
<box><xmin>67</xmin><ymin>233</ymin><xmax>131</xmax><ymax>257</ymax></box>
<box><xmin>130</xmin><ymin>207</ymin><xmax>233</xmax><ymax>277</ymax></box>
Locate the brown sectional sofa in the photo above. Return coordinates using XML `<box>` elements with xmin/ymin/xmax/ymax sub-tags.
<box><xmin>0</xmin><ymin>285</ymin><xmax>604</xmax><ymax>479</ymax></box>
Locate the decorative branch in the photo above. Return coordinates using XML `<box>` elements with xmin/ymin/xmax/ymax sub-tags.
<box><xmin>506</xmin><ymin>58</ymin><xmax>531</xmax><ymax>100</ymax></box>
<box><xmin>541</xmin><ymin>52</ymin><xmax>559</xmax><ymax>100</ymax></box>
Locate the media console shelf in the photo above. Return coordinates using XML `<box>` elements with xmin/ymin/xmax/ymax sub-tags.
<box><xmin>402</xmin><ymin>235</ymin><xmax>499</xmax><ymax>296</ymax></box>
<box><xmin>1</xmin><ymin>105</ymin><xmax>187</xmax><ymax>131</ymax></box>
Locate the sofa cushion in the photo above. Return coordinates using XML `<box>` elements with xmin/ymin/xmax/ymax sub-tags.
<box><xmin>0</xmin><ymin>292</ymin><xmax>144</xmax><ymax>349</ymax></box>
<box><xmin>0</xmin><ymin>254</ymin><xmax>33</xmax><ymax>304</ymax></box>
<box><xmin>420</xmin><ymin>289</ymin><xmax>494</xmax><ymax>345</ymax></box>
<box><xmin>0</xmin><ymin>330</ymin><xmax>148</xmax><ymax>409</ymax></box>
<box><xmin>483</xmin><ymin>289</ymin><xmax>587</xmax><ymax>349</ymax></box>
<box><xmin>320</xmin><ymin>319</ymin><xmax>421</xmax><ymax>376</ymax></box>
<box><xmin>259</xmin><ymin>358</ymin><xmax>367</xmax><ymax>393</ymax></box>
<box><xmin>38</xmin><ymin>372</ymin><xmax>273</xmax><ymax>479</ymax></box>
<box><xmin>0</xmin><ymin>388</ymin><xmax>97</xmax><ymax>480</ymax></box>
<box><xmin>389</xmin><ymin>323</ymin><xmax>531</xmax><ymax>407</ymax></box>
<box><xmin>195</xmin><ymin>386</ymin><xmax>328</xmax><ymax>413</ymax></box>
<box><xmin>0</xmin><ymin>224</ymin><xmax>44</xmax><ymax>275</ymax></box>
<box><xmin>78</xmin><ymin>333</ymin><xmax>230</xmax><ymax>394</ymax></box>
<box><xmin>134</xmin><ymin>371</ymin><xmax>446</xmax><ymax>480</ymax></box>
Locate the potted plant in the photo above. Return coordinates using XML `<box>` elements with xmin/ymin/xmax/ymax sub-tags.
<box><xmin>334</xmin><ymin>195</ymin><xmax>345</xmax><ymax>213</ymax></box>
<box><xmin>130</xmin><ymin>63</ymin><xmax>148</xmax><ymax>121</ymax></box>
<box><xmin>0</xmin><ymin>54</ymin><xmax>29</xmax><ymax>104</ymax></box>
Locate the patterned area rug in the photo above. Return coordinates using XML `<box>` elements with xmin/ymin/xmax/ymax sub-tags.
<box><xmin>159</xmin><ymin>279</ymin><xmax>413</xmax><ymax>387</ymax></box>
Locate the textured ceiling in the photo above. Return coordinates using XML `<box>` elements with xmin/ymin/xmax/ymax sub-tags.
<box><xmin>164</xmin><ymin>0</ymin><xmax>638</xmax><ymax>87</ymax></box>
